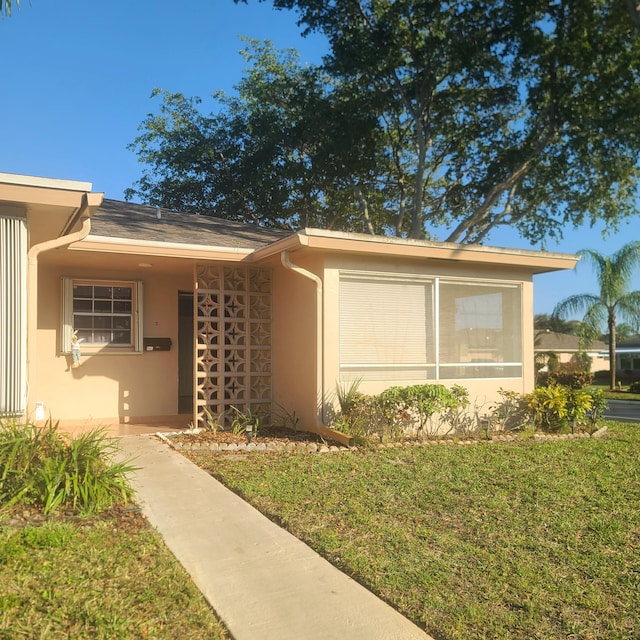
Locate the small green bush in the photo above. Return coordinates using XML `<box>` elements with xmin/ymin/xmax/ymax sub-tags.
<box><xmin>537</xmin><ymin>368</ymin><xmax>593</xmax><ymax>389</ymax></box>
<box><xmin>490</xmin><ymin>388</ymin><xmax>529</xmax><ymax>432</ymax></box>
<box><xmin>334</xmin><ymin>383</ymin><xmax>472</xmax><ymax>441</ymax></box>
<box><xmin>0</xmin><ymin>419</ymin><xmax>136</xmax><ymax>515</ymax></box>
<box><xmin>378</xmin><ymin>384</ymin><xmax>470</xmax><ymax>437</ymax></box>
<box><xmin>525</xmin><ymin>385</ymin><xmax>594</xmax><ymax>432</ymax></box>
<box><xmin>629</xmin><ymin>380</ymin><xmax>640</xmax><ymax>394</ymax></box>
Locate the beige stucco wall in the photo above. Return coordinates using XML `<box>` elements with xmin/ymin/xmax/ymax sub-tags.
<box><xmin>270</xmin><ymin>253</ymin><xmax>324</xmax><ymax>428</ymax></box>
<box><xmin>33</xmin><ymin>257</ymin><xmax>193</xmax><ymax>426</ymax></box>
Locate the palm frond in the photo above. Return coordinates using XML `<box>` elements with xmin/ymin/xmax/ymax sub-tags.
<box><xmin>1</xmin><ymin>0</ymin><xmax>20</xmax><ymax>17</ymax></box>
<box><xmin>552</xmin><ymin>294</ymin><xmax>600</xmax><ymax>320</ymax></box>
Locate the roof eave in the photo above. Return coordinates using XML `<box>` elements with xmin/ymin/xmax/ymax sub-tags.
<box><xmin>69</xmin><ymin>234</ymin><xmax>255</xmax><ymax>262</ymax></box>
<box><xmin>254</xmin><ymin>228</ymin><xmax>578</xmax><ymax>273</ymax></box>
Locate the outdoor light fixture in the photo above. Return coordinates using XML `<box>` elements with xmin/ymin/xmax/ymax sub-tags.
<box><xmin>245</xmin><ymin>423</ymin><xmax>253</xmax><ymax>443</ymax></box>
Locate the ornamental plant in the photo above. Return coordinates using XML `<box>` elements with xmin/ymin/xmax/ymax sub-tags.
<box><xmin>525</xmin><ymin>385</ymin><xmax>595</xmax><ymax>433</ymax></box>
<box><xmin>0</xmin><ymin>419</ymin><xmax>136</xmax><ymax>515</ymax></box>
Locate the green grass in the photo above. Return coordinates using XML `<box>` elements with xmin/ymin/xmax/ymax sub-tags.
<box><xmin>189</xmin><ymin>421</ymin><xmax>640</xmax><ymax>640</ymax></box>
<box><xmin>0</xmin><ymin>511</ymin><xmax>229</xmax><ymax>639</ymax></box>
<box><xmin>589</xmin><ymin>383</ymin><xmax>640</xmax><ymax>401</ymax></box>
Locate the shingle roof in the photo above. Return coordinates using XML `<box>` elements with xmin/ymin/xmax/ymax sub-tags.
<box><xmin>89</xmin><ymin>199</ymin><xmax>291</xmax><ymax>250</ymax></box>
<box><xmin>534</xmin><ymin>331</ymin><xmax>607</xmax><ymax>352</ymax></box>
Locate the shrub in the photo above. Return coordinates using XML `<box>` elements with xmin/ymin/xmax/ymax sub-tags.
<box><xmin>538</xmin><ymin>366</ymin><xmax>593</xmax><ymax>389</ymax></box>
<box><xmin>334</xmin><ymin>383</ymin><xmax>473</xmax><ymax>442</ymax></box>
<box><xmin>378</xmin><ymin>384</ymin><xmax>471</xmax><ymax>438</ymax></box>
<box><xmin>584</xmin><ymin>387</ymin><xmax>607</xmax><ymax>428</ymax></box>
<box><xmin>0</xmin><ymin>419</ymin><xmax>136</xmax><ymax>515</ymax></box>
<box><xmin>629</xmin><ymin>380</ymin><xmax>640</xmax><ymax>394</ymax></box>
<box><xmin>490</xmin><ymin>389</ymin><xmax>530</xmax><ymax>432</ymax></box>
<box><xmin>525</xmin><ymin>385</ymin><xmax>594</xmax><ymax>433</ymax></box>
<box><xmin>332</xmin><ymin>392</ymin><xmax>382</xmax><ymax>443</ymax></box>
<box><xmin>593</xmin><ymin>369</ymin><xmax>611</xmax><ymax>384</ymax></box>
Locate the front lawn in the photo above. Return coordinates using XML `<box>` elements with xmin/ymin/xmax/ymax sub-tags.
<box><xmin>0</xmin><ymin>510</ymin><xmax>229</xmax><ymax>640</ymax></box>
<box><xmin>189</xmin><ymin>421</ymin><xmax>640</xmax><ymax>640</ymax></box>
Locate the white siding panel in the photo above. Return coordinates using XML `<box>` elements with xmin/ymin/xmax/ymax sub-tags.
<box><xmin>0</xmin><ymin>216</ymin><xmax>27</xmax><ymax>415</ymax></box>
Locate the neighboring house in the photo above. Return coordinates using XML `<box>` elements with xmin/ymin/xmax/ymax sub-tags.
<box><xmin>611</xmin><ymin>338</ymin><xmax>640</xmax><ymax>379</ymax></box>
<box><xmin>1</xmin><ymin>172</ymin><xmax>579</xmax><ymax>436</ymax></box>
<box><xmin>534</xmin><ymin>331</ymin><xmax>609</xmax><ymax>372</ymax></box>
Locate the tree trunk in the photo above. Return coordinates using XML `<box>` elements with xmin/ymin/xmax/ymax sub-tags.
<box><xmin>608</xmin><ymin>308</ymin><xmax>617</xmax><ymax>390</ymax></box>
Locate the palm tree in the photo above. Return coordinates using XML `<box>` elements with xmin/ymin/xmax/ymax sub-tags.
<box><xmin>553</xmin><ymin>241</ymin><xmax>640</xmax><ymax>389</ymax></box>
<box><xmin>1</xmin><ymin>1</ymin><xmax>19</xmax><ymax>17</ymax></box>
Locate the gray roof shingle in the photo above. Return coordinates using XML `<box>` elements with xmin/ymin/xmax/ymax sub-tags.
<box><xmin>90</xmin><ymin>199</ymin><xmax>291</xmax><ymax>250</ymax></box>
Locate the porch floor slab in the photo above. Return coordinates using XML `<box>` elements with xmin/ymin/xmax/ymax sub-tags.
<box><xmin>115</xmin><ymin>434</ymin><xmax>433</xmax><ymax>640</ymax></box>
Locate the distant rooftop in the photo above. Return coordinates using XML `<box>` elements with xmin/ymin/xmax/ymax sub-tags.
<box><xmin>535</xmin><ymin>331</ymin><xmax>607</xmax><ymax>352</ymax></box>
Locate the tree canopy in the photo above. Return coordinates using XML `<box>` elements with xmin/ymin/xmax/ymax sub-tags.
<box><xmin>129</xmin><ymin>0</ymin><xmax>640</xmax><ymax>243</ymax></box>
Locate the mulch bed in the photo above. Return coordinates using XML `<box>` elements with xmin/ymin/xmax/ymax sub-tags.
<box><xmin>164</xmin><ymin>426</ymin><xmax>333</xmax><ymax>447</ymax></box>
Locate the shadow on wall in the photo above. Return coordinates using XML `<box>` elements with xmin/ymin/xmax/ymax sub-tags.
<box><xmin>65</xmin><ymin>342</ymin><xmax>176</xmax><ymax>423</ymax></box>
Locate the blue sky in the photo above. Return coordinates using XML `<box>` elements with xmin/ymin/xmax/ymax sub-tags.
<box><xmin>2</xmin><ymin>0</ymin><xmax>638</xmax><ymax>316</ymax></box>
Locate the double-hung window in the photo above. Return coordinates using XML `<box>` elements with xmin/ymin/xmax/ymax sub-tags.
<box><xmin>62</xmin><ymin>279</ymin><xmax>143</xmax><ymax>353</ymax></box>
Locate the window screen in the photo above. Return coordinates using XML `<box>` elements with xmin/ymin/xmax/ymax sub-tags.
<box><xmin>438</xmin><ymin>281</ymin><xmax>522</xmax><ymax>379</ymax></box>
<box><xmin>339</xmin><ymin>274</ymin><xmax>435</xmax><ymax>380</ymax></box>
<box><xmin>339</xmin><ymin>273</ymin><xmax>522</xmax><ymax>382</ymax></box>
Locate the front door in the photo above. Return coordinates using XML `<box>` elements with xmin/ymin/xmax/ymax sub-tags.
<box><xmin>178</xmin><ymin>291</ymin><xmax>194</xmax><ymax>414</ymax></box>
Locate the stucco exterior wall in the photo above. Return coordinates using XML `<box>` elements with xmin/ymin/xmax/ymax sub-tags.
<box><xmin>271</xmin><ymin>253</ymin><xmax>324</xmax><ymax>429</ymax></box>
<box><xmin>33</xmin><ymin>260</ymin><xmax>193</xmax><ymax>425</ymax></box>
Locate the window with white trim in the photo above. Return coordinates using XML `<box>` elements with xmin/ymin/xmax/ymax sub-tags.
<box><xmin>62</xmin><ymin>279</ymin><xmax>143</xmax><ymax>353</ymax></box>
<box><xmin>339</xmin><ymin>273</ymin><xmax>435</xmax><ymax>381</ymax></box>
<box><xmin>438</xmin><ymin>281</ymin><xmax>522</xmax><ymax>379</ymax></box>
<box><xmin>339</xmin><ymin>272</ymin><xmax>522</xmax><ymax>382</ymax></box>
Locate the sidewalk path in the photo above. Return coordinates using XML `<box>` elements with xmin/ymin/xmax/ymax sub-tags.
<box><xmin>116</xmin><ymin>435</ymin><xmax>433</xmax><ymax>640</ymax></box>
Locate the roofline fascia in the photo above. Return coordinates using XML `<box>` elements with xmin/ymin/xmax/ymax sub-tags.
<box><xmin>0</xmin><ymin>172</ymin><xmax>93</xmax><ymax>192</ymax></box>
<box><xmin>252</xmin><ymin>228</ymin><xmax>578</xmax><ymax>273</ymax></box>
<box><xmin>68</xmin><ymin>234</ymin><xmax>255</xmax><ymax>262</ymax></box>
<box><xmin>0</xmin><ymin>180</ymin><xmax>103</xmax><ymax>211</ymax></box>
<box><xmin>249</xmin><ymin>233</ymin><xmax>307</xmax><ymax>261</ymax></box>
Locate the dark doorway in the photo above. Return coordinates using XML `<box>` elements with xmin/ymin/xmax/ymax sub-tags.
<box><xmin>178</xmin><ymin>291</ymin><xmax>194</xmax><ymax>414</ymax></box>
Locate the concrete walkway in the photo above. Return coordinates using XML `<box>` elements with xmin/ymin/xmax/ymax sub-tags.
<box><xmin>116</xmin><ymin>435</ymin><xmax>433</xmax><ymax>640</ymax></box>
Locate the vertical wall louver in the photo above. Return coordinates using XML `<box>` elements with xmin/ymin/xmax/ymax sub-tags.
<box><xmin>0</xmin><ymin>215</ymin><xmax>28</xmax><ymax>416</ymax></box>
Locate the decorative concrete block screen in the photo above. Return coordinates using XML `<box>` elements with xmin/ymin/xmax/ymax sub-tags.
<box><xmin>196</xmin><ymin>265</ymin><xmax>272</xmax><ymax>428</ymax></box>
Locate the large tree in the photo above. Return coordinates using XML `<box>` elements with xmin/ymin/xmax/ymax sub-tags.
<box><xmin>128</xmin><ymin>41</ymin><xmax>389</xmax><ymax>232</ymax></box>
<box><xmin>553</xmin><ymin>242</ymin><xmax>640</xmax><ymax>389</ymax></box>
<box><xmin>130</xmin><ymin>1</ymin><xmax>640</xmax><ymax>243</ymax></box>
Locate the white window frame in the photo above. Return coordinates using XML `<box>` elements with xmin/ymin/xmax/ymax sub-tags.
<box><xmin>339</xmin><ymin>271</ymin><xmax>436</xmax><ymax>381</ymax></box>
<box><xmin>61</xmin><ymin>278</ymin><xmax>143</xmax><ymax>354</ymax></box>
<box><xmin>338</xmin><ymin>271</ymin><xmax>523</xmax><ymax>382</ymax></box>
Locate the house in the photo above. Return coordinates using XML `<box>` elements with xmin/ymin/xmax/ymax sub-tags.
<box><xmin>534</xmin><ymin>331</ymin><xmax>609</xmax><ymax>372</ymax></box>
<box><xmin>611</xmin><ymin>338</ymin><xmax>640</xmax><ymax>379</ymax></box>
<box><xmin>1</xmin><ymin>172</ymin><xmax>579</xmax><ymax>437</ymax></box>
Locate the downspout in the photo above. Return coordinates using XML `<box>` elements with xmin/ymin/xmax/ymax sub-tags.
<box><xmin>26</xmin><ymin>195</ymin><xmax>93</xmax><ymax>419</ymax></box>
<box><xmin>280</xmin><ymin>251</ymin><xmax>353</xmax><ymax>447</ymax></box>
